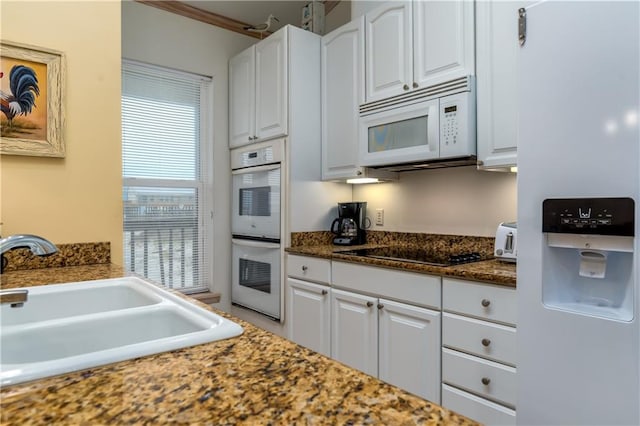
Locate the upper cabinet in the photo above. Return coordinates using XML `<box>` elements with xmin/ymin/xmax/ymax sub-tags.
<box><xmin>364</xmin><ymin>2</ymin><xmax>413</xmax><ymax>103</ymax></box>
<box><xmin>476</xmin><ymin>1</ymin><xmax>532</xmax><ymax>169</ymax></box>
<box><xmin>321</xmin><ymin>17</ymin><xmax>365</xmax><ymax>180</ymax></box>
<box><xmin>364</xmin><ymin>0</ymin><xmax>475</xmax><ymax>104</ymax></box>
<box><xmin>229</xmin><ymin>29</ymin><xmax>288</xmax><ymax>148</ymax></box>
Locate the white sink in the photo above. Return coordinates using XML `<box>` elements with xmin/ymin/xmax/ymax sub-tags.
<box><xmin>0</xmin><ymin>277</ymin><xmax>243</xmax><ymax>386</ymax></box>
<box><xmin>1</xmin><ymin>279</ymin><xmax>162</xmax><ymax>326</ymax></box>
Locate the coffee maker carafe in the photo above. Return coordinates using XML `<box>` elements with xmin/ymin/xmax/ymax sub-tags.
<box><xmin>331</xmin><ymin>202</ymin><xmax>367</xmax><ymax>245</ymax></box>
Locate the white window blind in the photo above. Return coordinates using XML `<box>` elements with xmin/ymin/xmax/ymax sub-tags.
<box><xmin>122</xmin><ymin>60</ymin><xmax>212</xmax><ymax>293</ymax></box>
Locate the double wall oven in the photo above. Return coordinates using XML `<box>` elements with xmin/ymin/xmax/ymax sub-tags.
<box><xmin>231</xmin><ymin>139</ymin><xmax>284</xmax><ymax>320</ymax></box>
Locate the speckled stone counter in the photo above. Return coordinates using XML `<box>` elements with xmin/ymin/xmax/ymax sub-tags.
<box><xmin>0</xmin><ymin>266</ymin><xmax>478</xmax><ymax>425</ymax></box>
<box><xmin>287</xmin><ymin>231</ymin><xmax>516</xmax><ymax>287</ymax></box>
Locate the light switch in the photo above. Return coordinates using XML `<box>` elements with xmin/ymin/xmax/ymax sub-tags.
<box><xmin>375</xmin><ymin>208</ymin><xmax>384</xmax><ymax>226</ymax></box>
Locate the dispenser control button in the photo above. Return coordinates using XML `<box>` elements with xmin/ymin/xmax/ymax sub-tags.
<box><xmin>561</xmin><ymin>218</ymin><xmax>571</xmax><ymax>224</ymax></box>
<box><xmin>597</xmin><ymin>219</ymin><xmax>612</xmax><ymax>225</ymax></box>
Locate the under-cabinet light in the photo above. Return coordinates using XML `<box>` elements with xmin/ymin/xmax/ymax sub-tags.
<box><xmin>346</xmin><ymin>177</ymin><xmax>380</xmax><ymax>184</ymax></box>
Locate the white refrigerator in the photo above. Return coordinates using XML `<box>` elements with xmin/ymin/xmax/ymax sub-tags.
<box><xmin>517</xmin><ymin>1</ymin><xmax>639</xmax><ymax>425</ymax></box>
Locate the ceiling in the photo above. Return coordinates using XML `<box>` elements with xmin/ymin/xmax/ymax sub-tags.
<box><xmin>181</xmin><ymin>1</ymin><xmax>311</xmax><ymax>33</ymax></box>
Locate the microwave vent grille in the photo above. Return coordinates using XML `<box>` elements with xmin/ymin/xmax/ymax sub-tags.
<box><xmin>368</xmin><ymin>156</ymin><xmax>478</xmax><ymax>172</ymax></box>
<box><xmin>359</xmin><ymin>76</ymin><xmax>472</xmax><ymax>116</ymax></box>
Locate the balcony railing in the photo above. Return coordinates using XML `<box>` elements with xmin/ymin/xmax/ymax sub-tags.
<box><xmin>124</xmin><ymin>209</ymin><xmax>202</xmax><ymax>291</ymax></box>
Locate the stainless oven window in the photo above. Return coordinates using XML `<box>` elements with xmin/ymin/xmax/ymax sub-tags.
<box><xmin>239</xmin><ymin>186</ymin><xmax>271</xmax><ymax>217</ymax></box>
<box><xmin>239</xmin><ymin>258</ymin><xmax>271</xmax><ymax>294</ymax></box>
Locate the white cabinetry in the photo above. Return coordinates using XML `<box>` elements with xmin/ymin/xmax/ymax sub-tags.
<box><xmin>286</xmin><ymin>255</ymin><xmax>331</xmax><ymax>356</ymax></box>
<box><xmin>441</xmin><ymin>278</ymin><xmax>517</xmax><ymax>425</ymax></box>
<box><xmin>229</xmin><ymin>28</ymin><xmax>287</xmax><ymax>147</ymax></box>
<box><xmin>476</xmin><ymin>1</ymin><xmax>533</xmax><ymax>169</ymax></box>
<box><xmin>331</xmin><ymin>262</ymin><xmax>441</xmax><ymax>402</ymax></box>
<box><xmin>321</xmin><ymin>18</ymin><xmax>365</xmax><ymax>180</ymax></box>
<box><xmin>364</xmin><ymin>0</ymin><xmax>474</xmax><ymax>103</ymax></box>
<box><xmin>331</xmin><ymin>288</ymin><xmax>378</xmax><ymax>375</ymax></box>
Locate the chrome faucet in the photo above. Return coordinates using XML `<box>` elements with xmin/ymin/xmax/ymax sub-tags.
<box><xmin>0</xmin><ymin>234</ymin><xmax>58</xmax><ymax>257</ymax></box>
<box><xmin>0</xmin><ymin>289</ymin><xmax>29</xmax><ymax>307</ymax></box>
<box><xmin>0</xmin><ymin>234</ymin><xmax>58</xmax><ymax>274</ymax></box>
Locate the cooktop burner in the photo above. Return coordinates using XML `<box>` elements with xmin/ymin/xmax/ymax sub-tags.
<box><xmin>341</xmin><ymin>247</ymin><xmax>484</xmax><ymax>267</ymax></box>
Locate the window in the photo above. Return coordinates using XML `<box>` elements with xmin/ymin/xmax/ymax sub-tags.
<box><xmin>122</xmin><ymin>60</ymin><xmax>213</xmax><ymax>293</ymax></box>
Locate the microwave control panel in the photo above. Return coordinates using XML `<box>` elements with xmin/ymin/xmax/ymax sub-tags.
<box><xmin>439</xmin><ymin>91</ymin><xmax>476</xmax><ymax>158</ymax></box>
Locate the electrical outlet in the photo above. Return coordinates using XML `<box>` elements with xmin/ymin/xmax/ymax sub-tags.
<box><xmin>375</xmin><ymin>208</ymin><xmax>384</xmax><ymax>226</ymax></box>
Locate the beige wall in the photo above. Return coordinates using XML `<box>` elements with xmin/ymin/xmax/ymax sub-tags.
<box><xmin>122</xmin><ymin>1</ymin><xmax>255</xmax><ymax>311</ymax></box>
<box><xmin>353</xmin><ymin>167</ymin><xmax>518</xmax><ymax>237</ymax></box>
<box><xmin>1</xmin><ymin>1</ymin><xmax>123</xmax><ymax>262</ymax></box>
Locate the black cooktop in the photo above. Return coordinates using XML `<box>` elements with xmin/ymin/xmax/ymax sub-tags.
<box><xmin>341</xmin><ymin>247</ymin><xmax>484</xmax><ymax>267</ymax></box>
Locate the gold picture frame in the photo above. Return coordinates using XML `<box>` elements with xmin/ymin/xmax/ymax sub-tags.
<box><xmin>1</xmin><ymin>40</ymin><xmax>65</xmax><ymax>158</ymax></box>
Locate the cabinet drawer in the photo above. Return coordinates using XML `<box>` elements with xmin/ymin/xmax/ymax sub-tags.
<box><xmin>442</xmin><ymin>384</ymin><xmax>516</xmax><ymax>426</ymax></box>
<box><xmin>443</xmin><ymin>278</ymin><xmax>516</xmax><ymax>325</ymax></box>
<box><xmin>442</xmin><ymin>348</ymin><xmax>516</xmax><ymax>407</ymax></box>
<box><xmin>287</xmin><ymin>255</ymin><xmax>331</xmax><ymax>284</ymax></box>
<box><xmin>443</xmin><ymin>313</ymin><xmax>516</xmax><ymax>366</ymax></box>
<box><xmin>332</xmin><ymin>261</ymin><xmax>441</xmax><ymax>309</ymax></box>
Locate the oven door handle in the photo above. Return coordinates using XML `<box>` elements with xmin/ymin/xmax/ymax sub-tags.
<box><xmin>232</xmin><ymin>238</ymin><xmax>281</xmax><ymax>250</ymax></box>
<box><xmin>232</xmin><ymin>164</ymin><xmax>281</xmax><ymax>175</ymax></box>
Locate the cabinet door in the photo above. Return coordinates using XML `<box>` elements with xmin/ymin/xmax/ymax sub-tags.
<box><xmin>413</xmin><ymin>0</ymin><xmax>475</xmax><ymax>89</ymax></box>
<box><xmin>330</xmin><ymin>289</ymin><xmax>378</xmax><ymax>376</ymax></box>
<box><xmin>321</xmin><ymin>18</ymin><xmax>364</xmax><ymax>180</ymax></box>
<box><xmin>477</xmin><ymin>1</ymin><xmax>533</xmax><ymax>168</ymax></box>
<box><xmin>229</xmin><ymin>45</ymin><xmax>255</xmax><ymax>148</ymax></box>
<box><xmin>364</xmin><ymin>1</ymin><xmax>413</xmax><ymax>103</ymax></box>
<box><xmin>255</xmin><ymin>28</ymin><xmax>288</xmax><ymax>141</ymax></box>
<box><xmin>287</xmin><ymin>278</ymin><xmax>331</xmax><ymax>356</ymax></box>
<box><xmin>378</xmin><ymin>299</ymin><xmax>441</xmax><ymax>403</ymax></box>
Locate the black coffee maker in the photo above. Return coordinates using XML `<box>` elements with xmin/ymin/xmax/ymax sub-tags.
<box><xmin>331</xmin><ymin>202</ymin><xmax>367</xmax><ymax>245</ymax></box>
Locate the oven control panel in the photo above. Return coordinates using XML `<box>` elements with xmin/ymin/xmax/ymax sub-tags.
<box><xmin>542</xmin><ymin>197</ymin><xmax>635</xmax><ymax>236</ymax></box>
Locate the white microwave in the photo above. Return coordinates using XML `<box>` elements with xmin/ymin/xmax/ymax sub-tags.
<box><xmin>359</xmin><ymin>90</ymin><xmax>476</xmax><ymax>168</ymax></box>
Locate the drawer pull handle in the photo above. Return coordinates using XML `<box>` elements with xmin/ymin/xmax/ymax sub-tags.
<box><xmin>481</xmin><ymin>299</ymin><xmax>491</xmax><ymax>307</ymax></box>
<box><xmin>321</xmin><ymin>289</ymin><xmax>328</xmax><ymax>295</ymax></box>
<box><xmin>412</xmin><ymin>82</ymin><xmax>418</xmax><ymax>89</ymax></box>
<box><xmin>377</xmin><ymin>303</ymin><xmax>384</xmax><ymax>310</ymax></box>
<box><xmin>301</xmin><ymin>266</ymin><xmax>308</xmax><ymax>272</ymax></box>
<box><xmin>481</xmin><ymin>338</ymin><xmax>491</xmax><ymax>347</ymax></box>
<box><xmin>481</xmin><ymin>377</ymin><xmax>491</xmax><ymax>386</ymax></box>
<box><xmin>366</xmin><ymin>301</ymin><xmax>374</xmax><ymax>308</ymax></box>
<box><xmin>403</xmin><ymin>84</ymin><xmax>410</xmax><ymax>91</ymax></box>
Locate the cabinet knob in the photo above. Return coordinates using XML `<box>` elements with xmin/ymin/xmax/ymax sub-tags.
<box><xmin>377</xmin><ymin>303</ymin><xmax>384</xmax><ymax>310</ymax></box>
<box><xmin>248</xmin><ymin>136</ymin><xmax>253</xmax><ymax>141</ymax></box>
<box><xmin>481</xmin><ymin>338</ymin><xmax>491</xmax><ymax>347</ymax></box>
<box><xmin>412</xmin><ymin>82</ymin><xmax>418</xmax><ymax>89</ymax></box>
<box><xmin>357</xmin><ymin>170</ymin><xmax>363</xmax><ymax>176</ymax></box>
<box><xmin>321</xmin><ymin>289</ymin><xmax>328</xmax><ymax>295</ymax></box>
<box><xmin>481</xmin><ymin>377</ymin><xmax>491</xmax><ymax>386</ymax></box>
<box><xmin>403</xmin><ymin>84</ymin><xmax>410</xmax><ymax>91</ymax></box>
<box><xmin>481</xmin><ymin>299</ymin><xmax>491</xmax><ymax>307</ymax></box>
<box><xmin>366</xmin><ymin>301</ymin><xmax>374</xmax><ymax>308</ymax></box>
<box><xmin>301</xmin><ymin>265</ymin><xmax>308</xmax><ymax>272</ymax></box>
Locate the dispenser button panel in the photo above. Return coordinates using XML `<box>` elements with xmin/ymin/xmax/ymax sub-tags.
<box><xmin>543</xmin><ymin>197</ymin><xmax>634</xmax><ymax>236</ymax></box>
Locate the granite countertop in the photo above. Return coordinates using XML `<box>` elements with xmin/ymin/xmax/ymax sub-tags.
<box><xmin>286</xmin><ymin>244</ymin><xmax>517</xmax><ymax>287</ymax></box>
<box><xmin>0</xmin><ymin>265</ymin><xmax>478</xmax><ymax>425</ymax></box>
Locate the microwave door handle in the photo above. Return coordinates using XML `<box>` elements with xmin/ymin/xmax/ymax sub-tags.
<box><xmin>427</xmin><ymin>104</ymin><xmax>439</xmax><ymax>152</ymax></box>
<box><xmin>232</xmin><ymin>164</ymin><xmax>280</xmax><ymax>175</ymax></box>
<box><xmin>232</xmin><ymin>239</ymin><xmax>281</xmax><ymax>250</ymax></box>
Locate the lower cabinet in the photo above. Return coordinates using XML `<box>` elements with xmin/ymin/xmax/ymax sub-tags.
<box><xmin>285</xmin><ymin>255</ymin><xmax>518</xmax><ymax>417</ymax></box>
<box><xmin>330</xmin><ymin>288</ymin><xmax>441</xmax><ymax>401</ymax></box>
<box><xmin>287</xmin><ymin>278</ymin><xmax>331</xmax><ymax>356</ymax></box>
<box><xmin>441</xmin><ymin>278</ymin><xmax>517</xmax><ymax>425</ymax></box>
<box><xmin>330</xmin><ymin>262</ymin><xmax>442</xmax><ymax>403</ymax></box>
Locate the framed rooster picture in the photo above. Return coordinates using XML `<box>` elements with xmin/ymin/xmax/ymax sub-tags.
<box><xmin>1</xmin><ymin>41</ymin><xmax>65</xmax><ymax>157</ymax></box>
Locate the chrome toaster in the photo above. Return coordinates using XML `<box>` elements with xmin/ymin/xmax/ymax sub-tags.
<box><xmin>495</xmin><ymin>222</ymin><xmax>517</xmax><ymax>262</ymax></box>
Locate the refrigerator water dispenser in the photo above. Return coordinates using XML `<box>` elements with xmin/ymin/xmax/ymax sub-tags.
<box><xmin>541</xmin><ymin>198</ymin><xmax>635</xmax><ymax>321</ymax></box>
